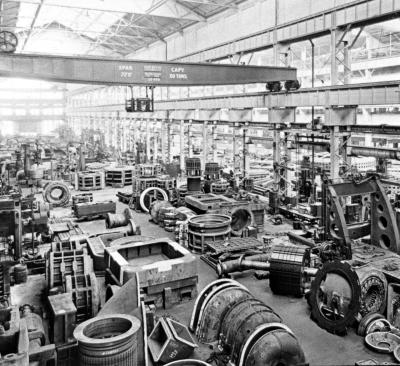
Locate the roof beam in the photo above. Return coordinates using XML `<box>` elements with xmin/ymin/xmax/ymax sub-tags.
<box><xmin>176</xmin><ymin>0</ymin><xmax>238</xmax><ymax>9</ymax></box>
<box><xmin>20</xmin><ymin>0</ymin><xmax>43</xmax><ymax>51</ymax></box>
<box><xmin>169</xmin><ymin>0</ymin><xmax>206</xmax><ymax>22</ymax></box>
<box><xmin>7</xmin><ymin>0</ymin><xmax>203</xmax><ymax>21</ymax></box>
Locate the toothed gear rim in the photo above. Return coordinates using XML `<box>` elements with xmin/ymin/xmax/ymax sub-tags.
<box><xmin>309</xmin><ymin>261</ymin><xmax>361</xmax><ymax>335</ymax></box>
<box><xmin>73</xmin><ymin>314</ymin><xmax>141</xmax><ymax>366</ymax></box>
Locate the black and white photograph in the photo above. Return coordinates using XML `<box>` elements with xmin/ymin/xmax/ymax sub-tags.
<box><xmin>0</xmin><ymin>1</ymin><xmax>399</xmax><ymax>365</ymax></box>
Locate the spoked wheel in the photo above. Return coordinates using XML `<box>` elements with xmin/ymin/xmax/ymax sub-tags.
<box><xmin>310</xmin><ymin>261</ymin><xmax>361</xmax><ymax>335</ymax></box>
<box><xmin>0</xmin><ymin>31</ymin><xmax>18</xmax><ymax>53</ymax></box>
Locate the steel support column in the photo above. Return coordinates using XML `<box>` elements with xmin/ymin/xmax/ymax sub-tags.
<box><xmin>233</xmin><ymin>125</ymin><xmax>237</xmax><ymax>178</ymax></box>
<box><xmin>153</xmin><ymin>121</ymin><xmax>158</xmax><ymax>163</ymax></box>
<box><xmin>343</xmin><ymin>41</ymin><xmax>351</xmax><ymax>84</ymax></box>
<box><xmin>202</xmin><ymin>121</ymin><xmax>208</xmax><ymax>170</ymax></box>
<box><xmin>187</xmin><ymin>121</ymin><xmax>193</xmax><ymax>158</ymax></box>
<box><xmin>243</xmin><ymin>128</ymin><xmax>250</xmax><ymax>178</ymax></box>
<box><xmin>166</xmin><ymin>122</ymin><xmax>171</xmax><ymax>163</ymax></box>
<box><xmin>331</xmin><ymin>27</ymin><xmax>339</xmax><ymax>85</ymax></box>
<box><xmin>273</xmin><ymin>129</ymin><xmax>281</xmax><ymax>193</ymax></box>
<box><xmin>212</xmin><ymin>124</ymin><xmax>218</xmax><ymax>163</ymax></box>
<box><xmin>130</xmin><ymin>119</ymin><xmax>136</xmax><ymax>158</ymax></box>
<box><xmin>330</xmin><ymin>126</ymin><xmax>341</xmax><ymax>181</ymax></box>
<box><xmin>146</xmin><ymin>120</ymin><xmax>151</xmax><ymax>163</ymax></box>
<box><xmin>161</xmin><ymin>121</ymin><xmax>166</xmax><ymax>163</ymax></box>
<box><xmin>180</xmin><ymin>119</ymin><xmax>185</xmax><ymax>172</ymax></box>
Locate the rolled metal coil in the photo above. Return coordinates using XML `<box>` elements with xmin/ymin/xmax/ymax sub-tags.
<box><xmin>105</xmin><ymin>208</ymin><xmax>134</xmax><ymax>229</ymax></box>
<box><xmin>43</xmin><ymin>181</ymin><xmax>71</xmax><ymax>207</ymax></box>
<box><xmin>73</xmin><ymin>314</ymin><xmax>141</xmax><ymax>366</ymax></box>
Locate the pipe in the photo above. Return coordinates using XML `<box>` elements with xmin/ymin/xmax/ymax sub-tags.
<box><xmin>348</xmin><ymin>146</ymin><xmax>400</xmax><ymax>160</ymax></box>
<box><xmin>217</xmin><ymin>254</ymin><xmax>270</xmax><ymax>277</ymax></box>
<box><xmin>297</xmin><ymin>140</ymin><xmax>330</xmax><ymax>147</ymax></box>
<box><xmin>287</xmin><ymin>232</ymin><xmax>316</xmax><ymax>248</ymax></box>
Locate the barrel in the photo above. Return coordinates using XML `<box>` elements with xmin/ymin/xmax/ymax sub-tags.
<box><xmin>187</xmin><ymin>214</ymin><xmax>231</xmax><ymax>253</ymax></box>
<box><xmin>14</xmin><ymin>264</ymin><xmax>28</xmax><ymax>284</ymax></box>
<box><xmin>74</xmin><ymin>314</ymin><xmax>141</xmax><ymax>366</ymax></box>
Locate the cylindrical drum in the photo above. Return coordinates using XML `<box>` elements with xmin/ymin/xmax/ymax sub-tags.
<box><xmin>188</xmin><ymin>214</ymin><xmax>231</xmax><ymax>253</ymax></box>
<box><xmin>14</xmin><ymin>264</ymin><xmax>28</xmax><ymax>284</ymax></box>
<box><xmin>105</xmin><ymin>208</ymin><xmax>134</xmax><ymax>229</ymax></box>
<box><xmin>74</xmin><ymin>314</ymin><xmax>141</xmax><ymax>366</ymax></box>
<box><xmin>269</xmin><ymin>244</ymin><xmax>311</xmax><ymax>297</ymax></box>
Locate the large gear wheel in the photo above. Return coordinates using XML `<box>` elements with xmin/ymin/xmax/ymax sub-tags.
<box><xmin>309</xmin><ymin>261</ymin><xmax>361</xmax><ymax>335</ymax></box>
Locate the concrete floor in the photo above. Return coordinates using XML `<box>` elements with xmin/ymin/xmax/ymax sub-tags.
<box><xmin>11</xmin><ymin>187</ymin><xmax>398</xmax><ymax>365</ymax></box>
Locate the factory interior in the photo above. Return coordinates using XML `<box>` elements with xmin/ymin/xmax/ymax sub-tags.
<box><xmin>5</xmin><ymin>0</ymin><xmax>400</xmax><ymax>365</ymax></box>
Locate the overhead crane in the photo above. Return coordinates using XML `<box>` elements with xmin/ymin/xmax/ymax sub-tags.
<box><xmin>0</xmin><ymin>52</ymin><xmax>296</xmax><ymax>86</ymax></box>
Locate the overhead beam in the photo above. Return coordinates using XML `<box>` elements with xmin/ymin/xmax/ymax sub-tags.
<box><xmin>152</xmin><ymin>80</ymin><xmax>400</xmax><ymax>110</ymax></box>
<box><xmin>20</xmin><ymin>0</ymin><xmax>43</xmax><ymax>51</ymax></box>
<box><xmin>6</xmin><ymin>0</ymin><xmax>203</xmax><ymax>21</ymax></box>
<box><xmin>0</xmin><ymin>52</ymin><xmax>296</xmax><ymax>86</ymax></box>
